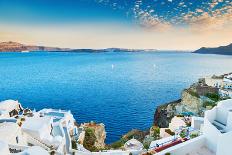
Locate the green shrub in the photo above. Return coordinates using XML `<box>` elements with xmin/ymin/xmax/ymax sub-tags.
<box><xmin>206</xmin><ymin>93</ymin><xmax>220</xmax><ymax>102</ymax></box>
<box><xmin>165</xmin><ymin>129</ymin><xmax>175</xmax><ymax>136</ymax></box>
<box><xmin>151</xmin><ymin>126</ymin><xmax>160</xmax><ymax>139</ymax></box>
<box><xmin>165</xmin><ymin>153</ymin><xmax>171</xmax><ymax>155</ymax></box>
<box><xmin>188</xmin><ymin>90</ymin><xmax>200</xmax><ymax>98</ymax></box>
<box><xmin>71</xmin><ymin>140</ymin><xmax>77</xmax><ymax>150</ymax></box>
<box><xmin>179</xmin><ymin>130</ymin><xmax>187</xmax><ymax>138</ymax></box>
<box><xmin>203</xmin><ymin>101</ymin><xmax>216</xmax><ymax>108</ymax></box>
<box><xmin>190</xmin><ymin>133</ymin><xmax>198</xmax><ymax>139</ymax></box>
<box><xmin>110</xmin><ymin>140</ymin><xmax>124</xmax><ymax>149</ymax></box>
<box><xmin>83</xmin><ymin>128</ymin><xmax>97</xmax><ymax>151</ymax></box>
<box><xmin>143</xmin><ymin>143</ymin><xmax>150</xmax><ymax>150</ymax></box>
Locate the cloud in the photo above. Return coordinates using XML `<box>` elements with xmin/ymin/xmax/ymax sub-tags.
<box><xmin>182</xmin><ymin>4</ymin><xmax>232</xmax><ymax>32</ymax></box>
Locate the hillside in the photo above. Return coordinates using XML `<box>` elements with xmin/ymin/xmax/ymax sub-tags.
<box><xmin>194</xmin><ymin>43</ymin><xmax>232</xmax><ymax>55</ymax></box>
<box><xmin>0</xmin><ymin>41</ymin><xmax>69</xmax><ymax>52</ymax></box>
<box><xmin>0</xmin><ymin>41</ymin><xmax>157</xmax><ymax>53</ymax></box>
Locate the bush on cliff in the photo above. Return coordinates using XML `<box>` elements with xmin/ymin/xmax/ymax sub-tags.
<box><xmin>205</xmin><ymin>93</ymin><xmax>220</xmax><ymax>102</ymax></box>
<box><xmin>110</xmin><ymin>140</ymin><xmax>125</xmax><ymax>149</ymax></box>
<box><xmin>150</xmin><ymin>126</ymin><xmax>160</xmax><ymax>139</ymax></box>
<box><xmin>165</xmin><ymin>129</ymin><xmax>175</xmax><ymax>136</ymax></box>
<box><xmin>203</xmin><ymin>101</ymin><xmax>216</xmax><ymax>108</ymax></box>
<box><xmin>83</xmin><ymin>128</ymin><xmax>98</xmax><ymax>152</ymax></box>
<box><xmin>187</xmin><ymin>90</ymin><xmax>200</xmax><ymax>98</ymax></box>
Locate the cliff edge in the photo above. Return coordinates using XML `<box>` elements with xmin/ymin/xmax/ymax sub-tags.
<box><xmin>154</xmin><ymin>79</ymin><xmax>219</xmax><ymax>128</ymax></box>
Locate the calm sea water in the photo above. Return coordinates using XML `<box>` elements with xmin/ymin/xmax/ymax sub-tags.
<box><xmin>0</xmin><ymin>51</ymin><xmax>232</xmax><ymax>143</ymax></box>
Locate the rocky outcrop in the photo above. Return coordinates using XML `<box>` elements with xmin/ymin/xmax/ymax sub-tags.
<box><xmin>154</xmin><ymin>80</ymin><xmax>220</xmax><ymax>128</ymax></box>
<box><xmin>178</xmin><ymin>89</ymin><xmax>203</xmax><ymax>115</ymax></box>
<box><xmin>80</xmin><ymin>122</ymin><xmax>106</xmax><ymax>151</ymax></box>
<box><xmin>153</xmin><ymin>99</ymin><xmax>181</xmax><ymax>128</ymax></box>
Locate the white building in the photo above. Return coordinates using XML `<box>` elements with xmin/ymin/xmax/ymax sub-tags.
<box><xmin>0</xmin><ymin>140</ymin><xmax>49</xmax><ymax>155</ymax></box>
<box><xmin>168</xmin><ymin>116</ymin><xmax>186</xmax><ymax>132</ymax></box>
<box><xmin>15</xmin><ymin>146</ymin><xmax>50</xmax><ymax>155</ymax></box>
<box><xmin>0</xmin><ymin>100</ymin><xmax>22</xmax><ymax>118</ymax></box>
<box><xmin>0</xmin><ymin>122</ymin><xmax>27</xmax><ymax>146</ymax></box>
<box><xmin>0</xmin><ymin>140</ymin><xmax>10</xmax><ymax>154</ymax></box>
<box><xmin>124</xmin><ymin>138</ymin><xmax>144</xmax><ymax>151</ymax></box>
<box><xmin>153</xmin><ymin>99</ymin><xmax>232</xmax><ymax>155</ymax></box>
<box><xmin>223</xmin><ymin>74</ymin><xmax>232</xmax><ymax>89</ymax></box>
<box><xmin>219</xmin><ymin>89</ymin><xmax>232</xmax><ymax>98</ymax></box>
<box><xmin>204</xmin><ymin>74</ymin><xmax>232</xmax><ymax>89</ymax></box>
<box><xmin>0</xmin><ymin>121</ymin><xmax>50</xmax><ymax>155</ymax></box>
<box><xmin>38</xmin><ymin>109</ymin><xmax>78</xmax><ymax>153</ymax></box>
<box><xmin>21</xmin><ymin>114</ymin><xmax>67</xmax><ymax>154</ymax></box>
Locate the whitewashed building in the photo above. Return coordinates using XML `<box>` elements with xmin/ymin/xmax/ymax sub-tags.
<box><xmin>0</xmin><ymin>100</ymin><xmax>23</xmax><ymax>118</ymax></box>
<box><xmin>223</xmin><ymin>74</ymin><xmax>232</xmax><ymax>89</ymax></box>
<box><xmin>0</xmin><ymin>122</ymin><xmax>27</xmax><ymax>146</ymax></box>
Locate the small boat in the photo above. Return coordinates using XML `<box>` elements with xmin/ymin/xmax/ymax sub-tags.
<box><xmin>111</xmin><ymin>64</ymin><xmax>114</xmax><ymax>69</ymax></box>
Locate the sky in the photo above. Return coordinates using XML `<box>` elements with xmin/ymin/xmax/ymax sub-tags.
<box><xmin>0</xmin><ymin>0</ymin><xmax>232</xmax><ymax>50</ymax></box>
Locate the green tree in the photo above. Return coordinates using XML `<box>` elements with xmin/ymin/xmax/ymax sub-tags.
<box><xmin>83</xmin><ymin>128</ymin><xmax>97</xmax><ymax>151</ymax></box>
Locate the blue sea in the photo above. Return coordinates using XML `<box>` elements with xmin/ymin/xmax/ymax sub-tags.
<box><xmin>0</xmin><ymin>51</ymin><xmax>232</xmax><ymax>143</ymax></box>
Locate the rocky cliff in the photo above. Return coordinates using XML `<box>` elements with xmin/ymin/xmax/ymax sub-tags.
<box><xmin>0</xmin><ymin>41</ymin><xmax>69</xmax><ymax>52</ymax></box>
<box><xmin>0</xmin><ymin>41</ymin><xmax>156</xmax><ymax>53</ymax></box>
<box><xmin>154</xmin><ymin>80</ymin><xmax>220</xmax><ymax>128</ymax></box>
<box><xmin>80</xmin><ymin>122</ymin><xmax>106</xmax><ymax>151</ymax></box>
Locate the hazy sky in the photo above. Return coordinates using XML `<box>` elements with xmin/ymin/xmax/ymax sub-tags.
<box><xmin>0</xmin><ymin>0</ymin><xmax>232</xmax><ymax>50</ymax></box>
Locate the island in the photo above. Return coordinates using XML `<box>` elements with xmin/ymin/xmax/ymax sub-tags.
<box><xmin>193</xmin><ymin>43</ymin><xmax>232</xmax><ymax>55</ymax></box>
<box><xmin>0</xmin><ymin>41</ymin><xmax>157</xmax><ymax>53</ymax></box>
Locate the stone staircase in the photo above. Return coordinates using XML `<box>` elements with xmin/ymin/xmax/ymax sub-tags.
<box><xmin>212</xmin><ymin>120</ymin><xmax>226</xmax><ymax>133</ymax></box>
<box><xmin>26</xmin><ymin>134</ymin><xmax>54</xmax><ymax>151</ymax></box>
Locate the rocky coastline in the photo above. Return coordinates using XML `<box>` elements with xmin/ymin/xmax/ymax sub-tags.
<box><xmin>153</xmin><ymin>76</ymin><xmax>227</xmax><ymax>128</ymax></box>
<box><xmin>109</xmin><ymin>74</ymin><xmax>229</xmax><ymax>149</ymax></box>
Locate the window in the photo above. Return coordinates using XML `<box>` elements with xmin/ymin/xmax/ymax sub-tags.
<box><xmin>16</xmin><ymin>136</ymin><xmax>19</xmax><ymax>144</ymax></box>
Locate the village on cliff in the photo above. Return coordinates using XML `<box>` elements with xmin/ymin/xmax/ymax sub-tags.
<box><xmin>0</xmin><ymin>73</ymin><xmax>232</xmax><ymax>155</ymax></box>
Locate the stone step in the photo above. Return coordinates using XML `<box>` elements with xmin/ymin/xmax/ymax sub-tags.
<box><xmin>212</xmin><ymin>120</ymin><xmax>226</xmax><ymax>133</ymax></box>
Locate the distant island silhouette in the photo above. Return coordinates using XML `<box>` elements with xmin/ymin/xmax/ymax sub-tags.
<box><xmin>194</xmin><ymin>43</ymin><xmax>232</xmax><ymax>55</ymax></box>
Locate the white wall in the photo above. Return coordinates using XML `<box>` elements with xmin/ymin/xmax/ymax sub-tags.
<box><xmin>205</xmin><ymin>108</ymin><xmax>216</xmax><ymax>123</ymax></box>
<box><xmin>216</xmin><ymin>108</ymin><xmax>228</xmax><ymax>125</ymax></box>
<box><xmin>155</xmin><ymin>136</ymin><xmax>206</xmax><ymax>155</ymax></box>
<box><xmin>74</xmin><ymin>150</ymin><xmax>145</xmax><ymax>155</ymax></box>
<box><xmin>217</xmin><ymin>131</ymin><xmax>232</xmax><ymax>155</ymax></box>
<box><xmin>203</xmin><ymin>118</ymin><xmax>221</xmax><ymax>152</ymax></box>
<box><xmin>191</xmin><ymin>117</ymin><xmax>204</xmax><ymax>130</ymax></box>
<box><xmin>226</xmin><ymin>112</ymin><xmax>232</xmax><ymax>131</ymax></box>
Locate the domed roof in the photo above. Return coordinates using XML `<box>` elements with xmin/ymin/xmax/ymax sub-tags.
<box><xmin>124</xmin><ymin>138</ymin><xmax>144</xmax><ymax>151</ymax></box>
